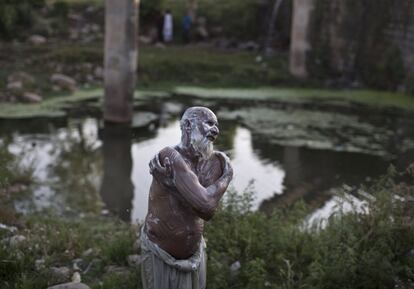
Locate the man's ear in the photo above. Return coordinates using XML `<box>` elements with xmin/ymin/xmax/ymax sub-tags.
<box><xmin>184</xmin><ymin>119</ymin><xmax>191</xmax><ymax>132</ymax></box>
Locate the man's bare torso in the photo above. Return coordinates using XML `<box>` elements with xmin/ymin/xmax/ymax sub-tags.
<box><xmin>145</xmin><ymin>146</ymin><xmax>223</xmax><ymax>259</ymax></box>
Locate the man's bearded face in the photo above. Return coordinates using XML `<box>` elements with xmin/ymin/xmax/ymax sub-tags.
<box><xmin>190</xmin><ymin>122</ymin><xmax>214</xmax><ymax>160</ymax></box>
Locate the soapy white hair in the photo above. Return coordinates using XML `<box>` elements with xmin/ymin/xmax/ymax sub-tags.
<box><xmin>180</xmin><ymin>107</ymin><xmax>215</xmax><ymax>160</ymax></box>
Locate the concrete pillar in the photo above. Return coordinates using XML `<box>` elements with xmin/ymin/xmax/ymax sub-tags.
<box><xmin>289</xmin><ymin>0</ymin><xmax>316</xmax><ymax>78</ymax></box>
<box><xmin>104</xmin><ymin>0</ymin><xmax>139</xmax><ymax>123</ymax></box>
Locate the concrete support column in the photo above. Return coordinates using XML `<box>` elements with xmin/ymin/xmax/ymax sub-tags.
<box><xmin>289</xmin><ymin>0</ymin><xmax>316</xmax><ymax>79</ymax></box>
<box><xmin>104</xmin><ymin>0</ymin><xmax>139</xmax><ymax>123</ymax></box>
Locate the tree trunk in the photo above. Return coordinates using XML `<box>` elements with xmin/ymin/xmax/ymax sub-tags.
<box><xmin>104</xmin><ymin>0</ymin><xmax>138</xmax><ymax>123</ymax></box>
<box><xmin>187</xmin><ymin>0</ymin><xmax>197</xmax><ymax>20</ymax></box>
<box><xmin>264</xmin><ymin>0</ymin><xmax>284</xmax><ymax>56</ymax></box>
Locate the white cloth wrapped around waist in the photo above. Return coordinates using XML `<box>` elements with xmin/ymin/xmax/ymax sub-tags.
<box><xmin>140</xmin><ymin>227</ymin><xmax>206</xmax><ymax>272</ymax></box>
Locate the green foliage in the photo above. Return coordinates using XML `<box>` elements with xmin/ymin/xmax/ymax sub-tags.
<box><xmin>309</xmin><ymin>0</ymin><xmax>411</xmax><ymax>90</ymax></box>
<box><xmin>0</xmin><ymin>0</ymin><xmax>45</xmax><ymax>39</ymax></box>
<box><xmin>205</xmin><ymin>169</ymin><xmax>414</xmax><ymax>289</ymax></box>
<box><xmin>198</xmin><ymin>0</ymin><xmax>261</xmax><ymax>40</ymax></box>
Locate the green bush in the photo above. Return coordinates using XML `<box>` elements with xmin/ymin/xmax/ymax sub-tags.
<box><xmin>0</xmin><ymin>0</ymin><xmax>45</xmax><ymax>39</ymax></box>
<box><xmin>206</xmin><ymin>168</ymin><xmax>414</xmax><ymax>289</ymax></box>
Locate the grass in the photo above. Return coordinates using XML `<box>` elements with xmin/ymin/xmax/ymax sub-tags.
<box><xmin>1</xmin><ymin>158</ymin><xmax>413</xmax><ymax>289</ymax></box>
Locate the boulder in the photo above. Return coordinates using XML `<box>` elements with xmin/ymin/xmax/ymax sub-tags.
<box><xmin>50</xmin><ymin>74</ymin><xmax>77</xmax><ymax>92</ymax></box>
<box><xmin>47</xmin><ymin>282</ymin><xmax>90</xmax><ymax>289</ymax></box>
<box><xmin>35</xmin><ymin>258</ymin><xmax>45</xmax><ymax>271</ymax></box>
<box><xmin>49</xmin><ymin>266</ymin><xmax>71</xmax><ymax>283</ymax></box>
<box><xmin>22</xmin><ymin>92</ymin><xmax>42</xmax><ymax>103</ymax></box>
<box><xmin>127</xmin><ymin>254</ymin><xmax>143</xmax><ymax>267</ymax></box>
<box><xmin>7</xmin><ymin>81</ymin><xmax>23</xmax><ymax>91</ymax></box>
<box><xmin>9</xmin><ymin>235</ymin><xmax>26</xmax><ymax>247</ymax></box>
<box><xmin>28</xmin><ymin>35</ymin><xmax>47</xmax><ymax>45</ymax></box>
<box><xmin>93</xmin><ymin>66</ymin><xmax>103</xmax><ymax>79</ymax></box>
<box><xmin>8</xmin><ymin>72</ymin><xmax>34</xmax><ymax>84</ymax></box>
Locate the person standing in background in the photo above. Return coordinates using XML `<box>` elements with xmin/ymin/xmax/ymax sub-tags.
<box><xmin>182</xmin><ymin>13</ymin><xmax>192</xmax><ymax>44</ymax></box>
<box><xmin>163</xmin><ymin>9</ymin><xmax>173</xmax><ymax>43</ymax></box>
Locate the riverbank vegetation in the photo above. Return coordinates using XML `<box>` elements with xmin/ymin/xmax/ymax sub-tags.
<box><xmin>1</xmin><ymin>143</ymin><xmax>413</xmax><ymax>289</ymax></box>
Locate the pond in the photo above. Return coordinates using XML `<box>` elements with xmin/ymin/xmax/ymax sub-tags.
<box><xmin>1</xmin><ymin>94</ymin><xmax>414</xmax><ymax>224</ymax></box>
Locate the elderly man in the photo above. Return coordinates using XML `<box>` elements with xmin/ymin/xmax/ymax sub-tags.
<box><xmin>141</xmin><ymin>107</ymin><xmax>233</xmax><ymax>289</ymax></box>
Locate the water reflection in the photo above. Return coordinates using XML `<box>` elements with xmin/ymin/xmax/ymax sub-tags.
<box><xmin>1</xmin><ymin>104</ymin><xmax>400</xmax><ymax>223</ymax></box>
<box><xmin>100</xmin><ymin>123</ymin><xmax>134</xmax><ymax>222</ymax></box>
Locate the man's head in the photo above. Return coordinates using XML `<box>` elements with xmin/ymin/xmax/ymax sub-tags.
<box><xmin>180</xmin><ymin>107</ymin><xmax>219</xmax><ymax>160</ymax></box>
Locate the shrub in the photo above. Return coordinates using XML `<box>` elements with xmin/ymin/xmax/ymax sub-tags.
<box><xmin>0</xmin><ymin>0</ymin><xmax>45</xmax><ymax>39</ymax></box>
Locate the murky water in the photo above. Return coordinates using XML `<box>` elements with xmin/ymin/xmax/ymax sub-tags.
<box><xmin>1</xmin><ymin>97</ymin><xmax>413</xmax><ymax>223</ymax></box>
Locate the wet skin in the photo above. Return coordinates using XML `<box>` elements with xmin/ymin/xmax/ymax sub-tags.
<box><xmin>144</xmin><ymin>108</ymin><xmax>233</xmax><ymax>259</ymax></box>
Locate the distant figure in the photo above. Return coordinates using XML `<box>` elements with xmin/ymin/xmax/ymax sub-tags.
<box><xmin>156</xmin><ymin>10</ymin><xmax>164</xmax><ymax>42</ymax></box>
<box><xmin>182</xmin><ymin>14</ymin><xmax>193</xmax><ymax>43</ymax></box>
<box><xmin>163</xmin><ymin>9</ymin><xmax>173</xmax><ymax>43</ymax></box>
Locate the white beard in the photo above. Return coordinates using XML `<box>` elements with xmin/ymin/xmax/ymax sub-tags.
<box><xmin>190</xmin><ymin>127</ymin><xmax>213</xmax><ymax>160</ymax></box>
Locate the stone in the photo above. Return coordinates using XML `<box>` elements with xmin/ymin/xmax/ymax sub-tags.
<box><xmin>71</xmin><ymin>272</ymin><xmax>81</xmax><ymax>283</ymax></box>
<box><xmin>127</xmin><ymin>254</ymin><xmax>143</xmax><ymax>267</ymax></box>
<box><xmin>49</xmin><ymin>266</ymin><xmax>71</xmax><ymax>283</ymax></box>
<box><xmin>28</xmin><ymin>35</ymin><xmax>47</xmax><ymax>45</ymax></box>
<box><xmin>22</xmin><ymin>92</ymin><xmax>42</xmax><ymax>103</ymax></box>
<box><xmin>7</xmin><ymin>81</ymin><xmax>23</xmax><ymax>91</ymax></box>
<box><xmin>230</xmin><ymin>261</ymin><xmax>241</xmax><ymax>275</ymax></box>
<box><xmin>8</xmin><ymin>72</ymin><xmax>34</xmax><ymax>84</ymax></box>
<box><xmin>139</xmin><ymin>36</ymin><xmax>152</xmax><ymax>45</ymax></box>
<box><xmin>50</xmin><ymin>74</ymin><xmax>77</xmax><ymax>92</ymax></box>
<box><xmin>82</xmin><ymin>248</ymin><xmax>94</xmax><ymax>257</ymax></box>
<box><xmin>72</xmin><ymin>258</ymin><xmax>84</xmax><ymax>271</ymax></box>
<box><xmin>93</xmin><ymin>66</ymin><xmax>103</xmax><ymax>79</ymax></box>
<box><xmin>104</xmin><ymin>265</ymin><xmax>130</xmax><ymax>278</ymax></box>
<box><xmin>132</xmin><ymin>238</ymin><xmax>141</xmax><ymax>252</ymax></box>
<box><xmin>155</xmin><ymin>42</ymin><xmax>166</xmax><ymax>49</ymax></box>
<box><xmin>35</xmin><ymin>258</ymin><xmax>46</xmax><ymax>271</ymax></box>
<box><xmin>47</xmin><ymin>282</ymin><xmax>90</xmax><ymax>289</ymax></box>
<box><xmin>238</xmin><ymin>41</ymin><xmax>259</xmax><ymax>51</ymax></box>
<box><xmin>9</xmin><ymin>235</ymin><xmax>26</xmax><ymax>246</ymax></box>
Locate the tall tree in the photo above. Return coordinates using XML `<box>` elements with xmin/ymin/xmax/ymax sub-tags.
<box><xmin>104</xmin><ymin>0</ymin><xmax>139</xmax><ymax>123</ymax></box>
<box><xmin>187</xmin><ymin>0</ymin><xmax>197</xmax><ymax>20</ymax></box>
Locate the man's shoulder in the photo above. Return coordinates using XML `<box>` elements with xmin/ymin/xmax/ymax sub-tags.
<box><xmin>158</xmin><ymin>146</ymin><xmax>185</xmax><ymax>165</ymax></box>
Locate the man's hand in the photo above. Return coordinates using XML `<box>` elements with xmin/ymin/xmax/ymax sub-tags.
<box><xmin>215</xmin><ymin>152</ymin><xmax>233</xmax><ymax>181</ymax></box>
<box><xmin>149</xmin><ymin>154</ymin><xmax>174</xmax><ymax>188</ymax></box>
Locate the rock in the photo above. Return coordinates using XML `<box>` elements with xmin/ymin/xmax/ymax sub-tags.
<box><xmin>71</xmin><ymin>272</ymin><xmax>81</xmax><ymax>283</ymax></box>
<box><xmin>238</xmin><ymin>41</ymin><xmax>259</xmax><ymax>51</ymax></box>
<box><xmin>82</xmin><ymin>248</ymin><xmax>94</xmax><ymax>257</ymax></box>
<box><xmin>49</xmin><ymin>266</ymin><xmax>71</xmax><ymax>283</ymax></box>
<box><xmin>133</xmin><ymin>239</ymin><xmax>141</xmax><ymax>252</ymax></box>
<box><xmin>22</xmin><ymin>92</ymin><xmax>42</xmax><ymax>103</ymax></box>
<box><xmin>47</xmin><ymin>282</ymin><xmax>90</xmax><ymax>289</ymax></box>
<box><xmin>132</xmin><ymin>112</ymin><xmax>158</xmax><ymax>128</ymax></box>
<box><xmin>93</xmin><ymin>66</ymin><xmax>103</xmax><ymax>79</ymax></box>
<box><xmin>230</xmin><ymin>261</ymin><xmax>241</xmax><ymax>276</ymax></box>
<box><xmin>72</xmin><ymin>258</ymin><xmax>84</xmax><ymax>271</ymax></box>
<box><xmin>8</xmin><ymin>72</ymin><xmax>34</xmax><ymax>84</ymax></box>
<box><xmin>7</xmin><ymin>81</ymin><xmax>23</xmax><ymax>91</ymax></box>
<box><xmin>90</xmin><ymin>24</ymin><xmax>100</xmax><ymax>33</ymax></box>
<box><xmin>50</xmin><ymin>74</ymin><xmax>77</xmax><ymax>92</ymax></box>
<box><xmin>155</xmin><ymin>42</ymin><xmax>166</xmax><ymax>49</ymax></box>
<box><xmin>139</xmin><ymin>36</ymin><xmax>152</xmax><ymax>45</ymax></box>
<box><xmin>105</xmin><ymin>265</ymin><xmax>130</xmax><ymax>278</ymax></box>
<box><xmin>28</xmin><ymin>35</ymin><xmax>47</xmax><ymax>45</ymax></box>
<box><xmin>9</xmin><ymin>235</ymin><xmax>26</xmax><ymax>246</ymax></box>
<box><xmin>127</xmin><ymin>254</ymin><xmax>143</xmax><ymax>267</ymax></box>
<box><xmin>35</xmin><ymin>258</ymin><xmax>45</xmax><ymax>271</ymax></box>
<box><xmin>86</xmin><ymin>75</ymin><xmax>94</xmax><ymax>83</ymax></box>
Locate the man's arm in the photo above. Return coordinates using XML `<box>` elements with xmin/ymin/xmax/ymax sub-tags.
<box><xmin>156</xmin><ymin>147</ymin><xmax>233</xmax><ymax>221</ymax></box>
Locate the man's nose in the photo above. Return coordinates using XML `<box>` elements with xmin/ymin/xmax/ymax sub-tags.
<box><xmin>211</xmin><ymin>126</ymin><xmax>219</xmax><ymax>136</ymax></box>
